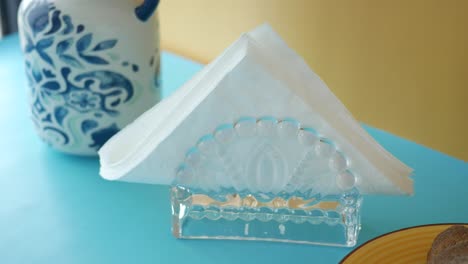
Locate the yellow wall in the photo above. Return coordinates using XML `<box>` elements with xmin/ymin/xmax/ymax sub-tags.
<box><xmin>158</xmin><ymin>0</ymin><xmax>468</xmax><ymax>161</ymax></box>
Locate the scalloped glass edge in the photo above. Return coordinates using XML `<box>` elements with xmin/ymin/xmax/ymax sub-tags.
<box><xmin>171</xmin><ymin>186</ymin><xmax>362</xmax><ymax>247</ymax></box>
<box><xmin>171</xmin><ymin>117</ymin><xmax>363</xmax><ymax>247</ymax></box>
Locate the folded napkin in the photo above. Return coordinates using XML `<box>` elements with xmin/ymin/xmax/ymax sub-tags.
<box><xmin>99</xmin><ymin>24</ymin><xmax>413</xmax><ymax>195</ymax></box>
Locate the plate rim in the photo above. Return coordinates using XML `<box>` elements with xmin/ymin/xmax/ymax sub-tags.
<box><xmin>340</xmin><ymin>222</ymin><xmax>468</xmax><ymax>263</ymax></box>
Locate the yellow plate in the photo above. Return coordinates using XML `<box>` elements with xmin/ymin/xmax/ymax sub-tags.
<box><xmin>341</xmin><ymin>223</ymin><xmax>468</xmax><ymax>264</ymax></box>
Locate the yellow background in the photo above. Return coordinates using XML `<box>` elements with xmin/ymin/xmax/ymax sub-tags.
<box><xmin>158</xmin><ymin>0</ymin><xmax>467</xmax><ymax>161</ymax></box>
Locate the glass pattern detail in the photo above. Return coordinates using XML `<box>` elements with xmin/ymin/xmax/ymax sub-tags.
<box><xmin>171</xmin><ymin>117</ymin><xmax>362</xmax><ymax>247</ymax></box>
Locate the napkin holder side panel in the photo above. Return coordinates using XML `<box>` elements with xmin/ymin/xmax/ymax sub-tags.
<box><xmin>170</xmin><ymin>116</ymin><xmax>363</xmax><ymax>247</ymax></box>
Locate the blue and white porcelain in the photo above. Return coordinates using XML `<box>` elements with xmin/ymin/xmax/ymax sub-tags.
<box><xmin>18</xmin><ymin>0</ymin><xmax>161</xmax><ymax>155</ymax></box>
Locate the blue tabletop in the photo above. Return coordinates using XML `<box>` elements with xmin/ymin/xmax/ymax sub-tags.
<box><xmin>1</xmin><ymin>34</ymin><xmax>467</xmax><ymax>264</ymax></box>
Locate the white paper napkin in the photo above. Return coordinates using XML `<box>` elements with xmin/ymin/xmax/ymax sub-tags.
<box><xmin>99</xmin><ymin>24</ymin><xmax>413</xmax><ymax>195</ymax></box>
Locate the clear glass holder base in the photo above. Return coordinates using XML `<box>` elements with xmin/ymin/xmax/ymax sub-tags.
<box><xmin>171</xmin><ymin>186</ymin><xmax>362</xmax><ymax>247</ymax></box>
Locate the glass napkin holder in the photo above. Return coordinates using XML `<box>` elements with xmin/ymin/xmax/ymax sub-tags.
<box><xmin>171</xmin><ymin>117</ymin><xmax>363</xmax><ymax>247</ymax></box>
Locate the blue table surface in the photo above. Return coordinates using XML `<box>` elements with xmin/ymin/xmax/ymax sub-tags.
<box><xmin>0</xmin><ymin>34</ymin><xmax>467</xmax><ymax>264</ymax></box>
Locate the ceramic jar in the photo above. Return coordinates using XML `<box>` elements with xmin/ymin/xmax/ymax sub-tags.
<box><xmin>17</xmin><ymin>0</ymin><xmax>160</xmax><ymax>155</ymax></box>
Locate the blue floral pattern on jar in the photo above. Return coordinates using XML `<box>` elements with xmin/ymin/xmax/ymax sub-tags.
<box><xmin>18</xmin><ymin>0</ymin><xmax>160</xmax><ymax>155</ymax></box>
<box><xmin>66</xmin><ymin>91</ymin><xmax>101</xmax><ymax>112</ymax></box>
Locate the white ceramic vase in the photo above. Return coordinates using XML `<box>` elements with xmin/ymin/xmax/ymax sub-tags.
<box><xmin>18</xmin><ymin>0</ymin><xmax>160</xmax><ymax>155</ymax></box>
